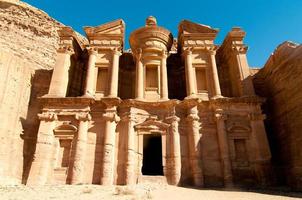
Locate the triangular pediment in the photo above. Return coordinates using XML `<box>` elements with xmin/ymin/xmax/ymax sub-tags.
<box><xmin>84</xmin><ymin>19</ymin><xmax>125</xmax><ymax>37</ymax></box>
<box><xmin>179</xmin><ymin>20</ymin><xmax>218</xmax><ymax>35</ymax></box>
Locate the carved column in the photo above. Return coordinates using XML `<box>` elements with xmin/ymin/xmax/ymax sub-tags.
<box><xmin>208</xmin><ymin>48</ymin><xmax>222</xmax><ymax>98</ymax></box>
<box><xmin>160</xmin><ymin>50</ymin><xmax>169</xmax><ymax>100</ymax></box>
<box><xmin>232</xmin><ymin>45</ymin><xmax>255</xmax><ymax>96</ymax></box>
<box><xmin>122</xmin><ymin>114</ymin><xmax>137</xmax><ymax>184</ymax></box>
<box><xmin>48</xmin><ymin>46</ymin><xmax>74</xmax><ymax>97</ymax></box>
<box><xmin>84</xmin><ymin>48</ymin><xmax>98</xmax><ymax>96</ymax></box>
<box><xmin>215</xmin><ymin>110</ymin><xmax>233</xmax><ymax>188</ymax></box>
<box><xmin>135</xmin><ymin>49</ymin><xmax>144</xmax><ymax>100</ymax></box>
<box><xmin>70</xmin><ymin>113</ymin><xmax>91</xmax><ymax>184</ymax></box>
<box><xmin>166</xmin><ymin>115</ymin><xmax>181</xmax><ymax>185</ymax></box>
<box><xmin>186</xmin><ymin>106</ymin><xmax>203</xmax><ymax>186</ymax></box>
<box><xmin>100</xmin><ymin>109</ymin><xmax>119</xmax><ymax>185</ymax></box>
<box><xmin>27</xmin><ymin>113</ymin><xmax>57</xmax><ymax>185</ymax></box>
<box><xmin>184</xmin><ymin>48</ymin><xmax>197</xmax><ymax>97</ymax></box>
<box><xmin>108</xmin><ymin>49</ymin><xmax>121</xmax><ymax>97</ymax></box>
<box><xmin>249</xmin><ymin>113</ymin><xmax>271</xmax><ymax>185</ymax></box>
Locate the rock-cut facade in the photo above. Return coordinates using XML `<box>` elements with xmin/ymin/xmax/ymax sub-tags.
<box><xmin>23</xmin><ymin>16</ymin><xmax>272</xmax><ymax>187</ymax></box>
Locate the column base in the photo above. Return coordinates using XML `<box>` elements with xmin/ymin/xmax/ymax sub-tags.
<box><xmin>185</xmin><ymin>94</ymin><xmax>198</xmax><ymax>99</ymax></box>
<box><xmin>160</xmin><ymin>97</ymin><xmax>169</xmax><ymax>101</ymax></box>
<box><xmin>135</xmin><ymin>97</ymin><xmax>144</xmax><ymax>101</ymax></box>
<box><xmin>211</xmin><ymin>95</ymin><xmax>223</xmax><ymax>100</ymax></box>
<box><xmin>82</xmin><ymin>93</ymin><xmax>95</xmax><ymax>98</ymax></box>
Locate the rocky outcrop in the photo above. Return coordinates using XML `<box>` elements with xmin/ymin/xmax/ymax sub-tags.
<box><xmin>0</xmin><ymin>0</ymin><xmax>87</xmax><ymax>184</ymax></box>
<box><xmin>253</xmin><ymin>41</ymin><xmax>302</xmax><ymax>190</ymax></box>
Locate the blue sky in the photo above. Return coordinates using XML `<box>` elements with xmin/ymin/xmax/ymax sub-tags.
<box><xmin>23</xmin><ymin>0</ymin><xmax>301</xmax><ymax>67</ymax></box>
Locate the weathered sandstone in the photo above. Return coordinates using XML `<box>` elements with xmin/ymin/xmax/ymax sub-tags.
<box><xmin>253</xmin><ymin>41</ymin><xmax>302</xmax><ymax>190</ymax></box>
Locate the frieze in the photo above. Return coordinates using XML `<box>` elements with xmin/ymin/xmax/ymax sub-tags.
<box><xmin>91</xmin><ymin>39</ymin><xmax>122</xmax><ymax>46</ymax></box>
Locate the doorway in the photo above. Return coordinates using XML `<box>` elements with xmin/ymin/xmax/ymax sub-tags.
<box><xmin>142</xmin><ymin>134</ymin><xmax>163</xmax><ymax>175</ymax></box>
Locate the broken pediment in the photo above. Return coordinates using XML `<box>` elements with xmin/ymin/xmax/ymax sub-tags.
<box><xmin>84</xmin><ymin>19</ymin><xmax>125</xmax><ymax>48</ymax></box>
<box><xmin>178</xmin><ymin>20</ymin><xmax>219</xmax><ymax>49</ymax></box>
<box><xmin>179</xmin><ymin>20</ymin><xmax>218</xmax><ymax>35</ymax></box>
<box><xmin>84</xmin><ymin>19</ymin><xmax>125</xmax><ymax>39</ymax></box>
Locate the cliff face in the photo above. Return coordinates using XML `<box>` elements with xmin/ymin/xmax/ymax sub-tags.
<box><xmin>0</xmin><ymin>0</ymin><xmax>63</xmax><ymax>184</ymax></box>
<box><xmin>253</xmin><ymin>41</ymin><xmax>302</xmax><ymax>190</ymax></box>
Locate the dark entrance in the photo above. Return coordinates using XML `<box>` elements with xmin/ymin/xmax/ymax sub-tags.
<box><xmin>142</xmin><ymin>134</ymin><xmax>163</xmax><ymax>175</ymax></box>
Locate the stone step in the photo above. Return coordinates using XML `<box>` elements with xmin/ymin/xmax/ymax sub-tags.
<box><xmin>138</xmin><ymin>175</ymin><xmax>167</xmax><ymax>185</ymax></box>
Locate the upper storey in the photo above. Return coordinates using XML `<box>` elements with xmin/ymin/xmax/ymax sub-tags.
<box><xmin>45</xmin><ymin>17</ymin><xmax>255</xmax><ymax>101</ymax></box>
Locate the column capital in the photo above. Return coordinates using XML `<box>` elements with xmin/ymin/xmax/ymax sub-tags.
<box><xmin>248</xmin><ymin>113</ymin><xmax>266</xmax><ymax>121</ymax></box>
<box><xmin>161</xmin><ymin>50</ymin><xmax>169</xmax><ymax>58</ymax></box>
<box><xmin>111</xmin><ymin>48</ymin><xmax>122</xmax><ymax>56</ymax></box>
<box><xmin>186</xmin><ymin>113</ymin><xmax>199</xmax><ymax>122</ymax></box>
<box><xmin>165</xmin><ymin>115</ymin><xmax>180</xmax><ymax>123</ymax></box>
<box><xmin>206</xmin><ymin>45</ymin><xmax>219</xmax><ymax>55</ymax></box>
<box><xmin>75</xmin><ymin>113</ymin><xmax>92</xmax><ymax>121</ymax></box>
<box><xmin>120</xmin><ymin>112</ymin><xmax>138</xmax><ymax>123</ymax></box>
<box><xmin>87</xmin><ymin>47</ymin><xmax>98</xmax><ymax>56</ymax></box>
<box><xmin>102</xmin><ymin>112</ymin><xmax>120</xmax><ymax>122</ymax></box>
<box><xmin>214</xmin><ymin>109</ymin><xmax>227</xmax><ymax>121</ymax></box>
<box><xmin>134</xmin><ymin>48</ymin><xmax>143</xmax><ymax>60</ymax></box>
<box><xmin>57</xmin><ymin>45</ymin><xmax>75</xmax><ymax>55</ymax></box>
<box><xmin>182</xmin><ymin>47</ymin><xmax>193</xmax><ymax>56</ymax></box>
<box><xmin>38</xmin><ymin>112</ymin><xmax>57</xmax><ymax>121</ymax></box>
<box><xmin>231</xmin><ymin>44</ymin><xmax>248</xmax><ymax>54</ymax></box>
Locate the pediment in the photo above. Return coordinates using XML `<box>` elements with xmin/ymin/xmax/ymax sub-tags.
<box><xmin>84</xmin><ymin>19</ymin><xmax>125</xmax><ymax>38</ymax></box>
<box><xmin>179</xmin><ymin>20</ymin><xmax>218</xmax><ymax>35</ymax></box>
<box><xmin>227</xmin><ymin>123</ymin><xmax>251</xmax><ymax>133</ymax></box>
<box><xmin>54</xmin><ymin>124</ymin><xmax>78</xmax><ymax>132</ymax></box>
<box><xmin>54</xmin><ymin>124</ymin><xmax>77</xmax><ymax>139</ymax></box>
<box><xmin>135</xmin><ymin>117</ymin><xmax>169</xmax><ymax>133</ymax></box>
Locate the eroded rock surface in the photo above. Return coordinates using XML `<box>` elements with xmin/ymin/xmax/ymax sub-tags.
<box><xmin>253</xmin><ymin>41</ymin><xmax>302</xmax><ymax>190</ymax></box>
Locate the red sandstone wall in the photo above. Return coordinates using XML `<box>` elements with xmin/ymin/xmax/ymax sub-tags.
<box><xmin>253</xmin><ymin>41</ymin><xmax>302</xmax><ymax>190</ymax></box>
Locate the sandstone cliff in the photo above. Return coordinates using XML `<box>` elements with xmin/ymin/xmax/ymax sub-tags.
<box><xmin>0</xmin><ymin>0</ymin><xmax>86</xmax><ymax>184</ymax></box>
<box><xmin>253</xmin><ymin>41</ymin><xmax>302</xmax><ymax>190</ymax></box>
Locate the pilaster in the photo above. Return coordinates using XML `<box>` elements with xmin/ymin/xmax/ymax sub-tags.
<box><xmin>108</xmin><ymin>48</ymin><xmax>122</xmax><ymax>97</ymax></box>
<box><xmin>135</xmin><ymin>48</ymin><xmax>144</xmax><ymax>100</ymax></box>
<box><xmin>26</xmin><ymin>113</ymin><xmax>57</xmax><ymax>185</ymax></box>
<box><xmin>100</xmin><ymin>109</ymin><xmax>120</xmax><ymax>185</ymax></box>
<box><xmin>47</xmin><ymin>46</ymin><xmax>74</xmax><ymax>97</ymax></box>
<box><xmin>160</xmin><ymin>50</ymin><xmax>169</xmax><ymax>100</ymax></box>
<box><xmin>84</xmin><ymin>47</ymin><xmax>98</xmax><ymax>97</ymax></box>
<box><xmin>214</xmin><ymin>109</ymin><xmax>233</xmax><ymax>188</ymax></box>
<box><xmin>186</xmin><ymin>106</ymin><xmax>204</xmax><ymax>187</ymax></box>
<box><xmin>248</xmin><ymin>112</ymin><xmax>271</xmax><ymax>185</ymax></box>
<box><xmin>70</xmin><ymin>113</ymin><xmax>91</xmax><ymax>184</ymax></box>
<box><xmin>184</xmin><ymin>48</ymin><xmax>197</xmax><ymax>98</ymax></box>
<box><xmin>121</xmin><ymin>113</ymin><xmax>137</xmax><ymax>185</ymax></box>
<box><xmin>165</xmin><ymin>115</ymin><xmax>181</xmax><ymax>185</ymax></box>
<box><xmin>207</xmin><ymin>46</ymin><xmax>222</xmax><ymax>98</ymax></box>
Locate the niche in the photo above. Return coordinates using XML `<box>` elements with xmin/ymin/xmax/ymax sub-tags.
<box><xmin>195</xmin><ymin>67</ymin><xmax>207</xmax><ymax>93</ymax></box>
<box><xmin>96</xmin><ymin>67</ymin><xmax>109</xmax><ymax>96</ymax></box>
<box><xmin>145</xmin><ymin>65</ymin><xmax>159</xmax><ymax>100</ymax></box>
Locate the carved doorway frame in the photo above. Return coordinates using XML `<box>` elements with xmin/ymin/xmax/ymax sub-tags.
<box><xmin>134</xmin><ymin>117</ymin><xmax>170</xmax><ymax>180</ymax></box>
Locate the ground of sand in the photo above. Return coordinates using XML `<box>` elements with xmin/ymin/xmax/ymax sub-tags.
<box><xmin>1</xmin><ymin>183</ymin><xmax>302</xmax><ymax>200</ymax></box>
